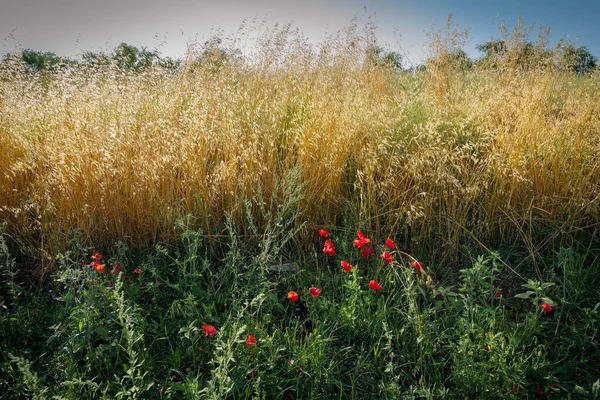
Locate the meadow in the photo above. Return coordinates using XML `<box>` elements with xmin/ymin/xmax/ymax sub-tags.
<box><xmin>1</xmin><ymin>19</ymin><xmax>599</xmax><ymax>398</ymax></box>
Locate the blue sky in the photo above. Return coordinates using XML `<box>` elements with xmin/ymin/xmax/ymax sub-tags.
<box><xmin>1</xmin><ymin>0</ymin><xmax>598</xmax><ymax>65</ymax></box>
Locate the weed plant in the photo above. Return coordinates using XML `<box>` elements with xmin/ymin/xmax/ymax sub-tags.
<box><xmin>2</xmin><ymin>220</ymin><xmax>599</xmax><ymax>398</ymax></box>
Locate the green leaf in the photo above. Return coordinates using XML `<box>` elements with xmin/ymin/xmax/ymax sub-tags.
<box><xmin>514</xmin><ymin>291</ymin><xmax>535</xmax><ymax>299</ymax></box>
<box><xmin>574</xmin><ymin>385</ymin><xmax>590</xmax><ymax>397</ymax></box>
<box><xmin>96</xmin><ymin>326</ymin><xmax>109</xmax><ymax>336</ymax></box>
<box><xmin>592</xmin><ymin>379</ymin><xmax>600</xmax><ymax>399</ymax></box>
<box><xmin>541</xmin><ymin>297</ymin><xmax>555</xmax><ymax>305</ymax></box>
<box><xmin>522</xmin><ymin>280</ymin><xmax>539</xmax><ymax>290</ymax></box>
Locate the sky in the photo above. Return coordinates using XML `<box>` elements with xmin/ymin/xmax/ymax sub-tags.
<box><xmin>1</xmin><ymin>0</ymin><xmax>598</xmax><ymax>66</ymax></box>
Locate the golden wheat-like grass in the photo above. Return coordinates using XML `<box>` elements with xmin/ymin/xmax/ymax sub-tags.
<box><xmin>1</xmin><ymin>22</ymin><xmax>599</xmax><ymax>269</ymax></box>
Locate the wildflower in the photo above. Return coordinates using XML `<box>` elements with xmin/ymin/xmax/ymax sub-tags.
<box><xmin>309</xmin><ymin>286</ymin><xmax>321</xmax><ymax>298</ymax></box>
<box><xmin>246</xmin><ymin>334</ymin><xmax>257</xmax><ymax>346</ymax></box>
<box><xmin>91</xmin><ymin>252</ymin><xmax>102</xmax><ymax>261</ymax></box>
<box><xmin>361</xmin><ymin>247</ymin><xmax>373</xmax><ymax>257</ymax></box>
<box><xmin>318</xmin><ymin>229</ymin><xmax>329</xmax><ymax>238</ymax></box>
<box><xmin>513</xmin><ymin>385</ymin><xmax>519</xmax><ymax>391</ymax></box>
<box><xmin>110</xmin><ymin>264</ymin><xmax>122</xmax><ymax>275</ymax></box>
<box><xmin>535</xmin><ymin>387</ymin><xmax>543</xmax><ymax>397</ymax></box>
<box><xmin>369</xmin><ymin>280</ymin><xmax>381</xmax><ymax>290</ymax></box>
<box><xmin>194</xmin><ymin>302</ymin><xmax>199</xmax><ymax>308</ymax></box>
<box><xmin>380</xmin><ymin>251</ymin><xmax>393</xmax><ymax>264</ymax></box>
<box><xmin>122</xmin><ymin>274</ymin><xmax>127</xmax><ymax>281</ymax></box>
<box><xmin>551</xmin><ymin>382</ymin><xmax>560</xmax><ymax>388</ymax></box>
<box><xmin>287</xmin><ymin>291</ymin><xmax>299</xmax><ymax>301</ymax></box>
<box><xmin>202</xmin><ymin>325</ymin><xmax>217</xmax><ymax>336</ymax></box>
<box><xmin>133</xmin><ymin>268</ymin><xmax>142</xmax><ymax>274</ymax></box>
<box><xmin>541</xmin><ymin>302</ymin><xmax>553</xmax><ymax>313</ymax></box>
<box><xmin>248</xmin><ymin>369</ymin><xmax>257</xmax><ymax>378</ymax></box>
<box><xmin>322</xmin><ymin>240</ymin><xmax>335</xmax><ymax>256</ymax></box>
<box><xmin>340</xmin><ymin>260</ymin><xmax>352</xmax><ymax>273</ymax></box>
<box><xmin>410</xmin><ymin>260</ymin><xmax>423</xmax><ymax>271</ymax></box>
<box><xmin>495</xmin><ymin>292</ymin><xmax>502</xmax><ymax>297</ymax></box>
<box><xmin>353</xmin><ymin>230</ymin><xmax>370</xmax><ymax>249</ymax></box>
<box><xmin>385</xmin><ymin>238</ymin><xmax>396</xmax><ymax>249</ymax></box>
<box><xmin>92</xmin><ymin>261</ymin><xmax>105</xmax><ymax>274</ymax></box>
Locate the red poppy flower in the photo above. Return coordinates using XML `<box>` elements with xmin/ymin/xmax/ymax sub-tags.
<box><xmin>361</xmin><ymin>247</ymin><xmax>373</xmax><ymax>257</ymax></box>
<box><xmin>322</xmin><ymin>240</ymin><xmax>335</xmax><ymax>256</ymax></box>
<box><xmin>133</xmin><ymin>268</ymin><xmax>142</xmax><ymax>274</ymax></box>
<box><xmin>91</xmin><ymin>252</ymin><xmax>102</xmax><ymax>261</ymax></box>
<box><xmin>92</xmin><ymin>262</ymin><xmax>105</xmax><ymax>274</ymax></box>
<box><xmin>535</xmin><ymin>387</ymin><xmax>543</xmax><ymax>397</ymax></box>
<box><xmin>202</xmin><ymin>325</ymin><xmax>217</xmax><ymax>336</ymax></box>
<box><xmin>380</xmin><ymin>251</ymin><xmax>394</xmax><ymax>264</ymax></box>
<box><xmin>287</xmin><ymin>291</ymin><xmax>299</xmax><ymax>301</ymax></box>
<box><xmin>385</xmin><ymin>238</ymin><xmax>396</xmax><ymax>249</ymax></box>
<box><xmin>541</xmin><ymin>302</ymin><xmax>553</xmax><ymax>313</ymax></box>
<box><xmin>495</xmin><ymin>292</ymin><xmax>502</xmax><ymax>297</ymax></box>
<box><xmin>318</xmin><ymin>229</ymin><xmax>329</xmax><ymax>238</ymax></box>
<box><xmin>369</xmin><ymin>280</ymin><xmax>381</xmax><ymax>290</ymax></box>
<box><xmin>122</xmin><ymin>274</ymin><xmax>127</xmax><ymax>281</ymax></box>
<box><xmin>309</xmin><ymin>286</ymin><xmax>321</xmax><ymax>298</ymax></box>
<box><xmin>248</xmin><ymin>369</ymin><xmax>257</xmax><ymax>378</ymax></box>
<box><xmin>410</xmin><ymin>260</ymin><xmax>423</xmax><ymax>271</ymax></box>
<box><xmin>246</xmin><ymin>334</ymin><xmax>257</xmax><ymax>346</ymax></box>
<box><xmin>114</xmin><ymin>264</ymin><xmax>122</xmax><ymax>271</ymax></box>
<box><xmin>353</xmin><ymin>230</ymin><xmax>371</xmax><ymax>249</ymax></box>
<box><xmin>340</xmin><ymin>260</ymin><xmax>352</xmax><ymax>273</ymax></box>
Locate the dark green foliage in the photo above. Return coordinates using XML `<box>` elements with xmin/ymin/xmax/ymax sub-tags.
<box><xmin>474</xmin><ymin>39</ymin><xmax>553</xmax><ymax>70</ymax></box>
<box><xmin>2</xmin><ymin>219</ymin><xmax>600</xmax><ymax>398</ymax></box>
<box><xmin>2</xmin><ymin>49</ymin><xmax>73</xmax><ymax>71</ymax></box>
<box><xmin>365</xmin><ymin>44</ymin><xmax>403</xmax><ymax>70</ymax></box>
<box><xmin>556</xmin><ymin>44</ymin><xmax>597</xmax><ymax>74</ymax></box>
<box><xmin>21</xmin><ymin>49</ymin><xmax>64</xmax><ymax>71</ymax></box>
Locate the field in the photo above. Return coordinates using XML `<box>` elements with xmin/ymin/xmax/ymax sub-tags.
<box><xmin>1</xmin><ymin>21</ymin><xmax>600</xmax><ymax>399</ymax></box>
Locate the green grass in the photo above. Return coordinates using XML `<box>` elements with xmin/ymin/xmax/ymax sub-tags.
<box><xmin>1</xmin><ymin>219</ymin><xmax>599</xmax><ymax>399</ymax></box>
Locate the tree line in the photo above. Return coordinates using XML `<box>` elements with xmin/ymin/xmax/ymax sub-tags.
<box><xmin>2</xmin><ymin>35</ymin><xmax>597</xmax><ymax>74</ymax></box>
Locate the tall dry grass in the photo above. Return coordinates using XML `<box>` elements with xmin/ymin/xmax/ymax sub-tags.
<box><xmin>1</xmin><ymin>19</ymin><xmax>599</xmax><ymax>271</ymax></box>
